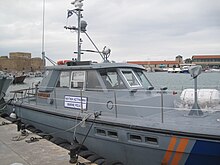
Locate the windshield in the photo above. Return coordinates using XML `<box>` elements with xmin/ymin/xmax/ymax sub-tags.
<box><xmin>121</xmin><ymin>70</ymin><xmax>142</xmax><ymax>88</ymax></box>
<box><xmin>99</xmin><ymin>68</ymin><xmax>153</xmax><ymax>90</ymax></box>
<box><xmin>99</xmin><ymin>69</ymin><xmax>126</xmax><ymax>89</ymax></box>
<box><xmin>134</xmin><ymin>69</ymin><xmax>153</xmax><ymax>89</ymax></box>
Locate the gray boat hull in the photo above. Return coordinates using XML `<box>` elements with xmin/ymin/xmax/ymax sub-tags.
<box><xmin>0</xmin><ymin>77</ymin><xmax>12</xmax><ymax>100</ymax></box>
<box><xmin>6</xmin><ymin>103</ymin><xmax>220</xmax><ymax>165</ymax></box>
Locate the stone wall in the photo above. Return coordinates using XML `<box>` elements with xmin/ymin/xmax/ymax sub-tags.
<box><xmin>30</xmin><ymin>58</ymin><xmax>44</xmax><ymax>71</ymax></box>
<box><xmin>0</xmin><ymin>52</ymin><xmax>43</xmax><ymax>72</ymax></box>
<box><xmin>9</xmin><ymin>52</ymin><xmax>31</xmax><ymax>59</ymax></box>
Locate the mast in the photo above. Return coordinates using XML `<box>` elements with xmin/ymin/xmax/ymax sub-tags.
<box><xmin>71</xmin><ymin>0</ymin><xmax>83</xmax><ymax>61</ymax></box>
<box><xmin>65</xmin><ymin>0</ymin><xmax>111</xmax><ymax>63</ymax></box>
<box><xmin>76</xmin><ymin>7</ymin><xmax>82</xmax><ymax>61</ymax></box>
<box><xmin>41</xmin><ymin>0</ymin><xmax>46</xmax><ymax>67</ymax></box>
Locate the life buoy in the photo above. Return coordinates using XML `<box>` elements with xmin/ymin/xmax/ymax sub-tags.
<box><xmin>57</xmin><ymin>60</ymin><xmax>71</xmax><ymax>65</ymax></box>
<box><xmin>57</xmin><ymin>60</ymin><xmax>64</xmax><ymax>65</ymax></box>
<box><xmin>64</xmin><ymin>60</ymin><xmax>71</xmax><ymax>64</ymax></box>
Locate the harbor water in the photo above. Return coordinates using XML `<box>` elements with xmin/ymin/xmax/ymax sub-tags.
<box><xmin>146</xmin><ymin>72</ymin><xmax>220</xmax><ymax>91</ymax></box>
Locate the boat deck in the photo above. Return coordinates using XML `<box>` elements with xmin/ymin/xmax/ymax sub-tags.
<box><xmin>0</xmin><ymin>117</ymin><xmax>96</xmax><ymax>165</ymax></box>
<box><xmin>14</xmin><ymin>99</ymin><xmax>220</xmax><ymax>137</ymax></box>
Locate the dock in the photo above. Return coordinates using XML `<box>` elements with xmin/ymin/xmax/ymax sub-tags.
<box><xmin>0</xmin><ymin>117</ymin><xmax>96</xmax><ymax>165</ymax></box>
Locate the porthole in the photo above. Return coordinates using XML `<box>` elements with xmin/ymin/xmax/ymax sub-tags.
<box><xmin>107</xmin><ymin>101</ymin><xmax>114</xmax><ymax>110</ymax></box>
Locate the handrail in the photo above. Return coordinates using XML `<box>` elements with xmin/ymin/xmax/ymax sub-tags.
<box><xmin>8</xmin><ymin>85</ymin><xmax>220</xmax><ymax>127</ymax></box>
<box><xmin>10</xmin><ymin>88</ymin><xmax>36</xmax><ymax>93</ymax></box>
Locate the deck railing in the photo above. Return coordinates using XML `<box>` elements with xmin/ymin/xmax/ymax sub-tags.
<box><xmin>7</xmin><ymin>85</ymin><xmax>220</xmax><ymax>128</ymax></box>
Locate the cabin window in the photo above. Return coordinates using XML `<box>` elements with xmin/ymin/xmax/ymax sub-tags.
<box><xmin>100</xmin><ymin>70</ymin><xmax>126</xmax><ymax>89</ymax></box>
<box><xmin>40</xmin><ymin>70</ymin><xmax>60</xmax><ymax>92</ymax></box>
<box><xmin>86</xmin><ymin>70</ymin><xmax>102</xmax><ymax>91</ymax></box>
<box><xmin>145</xmin><ymin>137</ymin><xmax>158</xmax><ymax>145</ymax></box>
<box><xmin>134</xmin><ymin>70</ymin><xmax>152</xmax><ymax>89</ymax></box>
<box><xmin>107</xmin><ymin>131</ymin><xmax>118</xmax><ymax>138</ymax></box>
<box><xmin>121</xmin><ymin>70</ymin><xmax>141</xmax><ymax>88</ymax></box>
<box><xmin>70</xmin><ymin>71</ymin><xmax>85</xmax><ymax>89</ymax></box>
<box><xmin>129</xmin><ymin>134</ymin><xmax>142</xmax><ymax>142</ymax></box>
<box><xmin>96</xmin><ymin>128</ymin><xmax>106</xmax><ymax>136</ymax></box>
<box><xmin>44</xmin><ymin>70</ymin><xmax>50</xmax><ymax>77</ymax></box>
<box><xmin>57</xmin><ymin>71</ymin><xmax>71</xmax><ymax>88</ymax></box>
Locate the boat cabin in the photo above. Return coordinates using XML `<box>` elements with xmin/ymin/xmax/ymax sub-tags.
<box><xmin>39</xmin><ymin>62</ymin><xmax>153</xmax><ymax>92</ymax></box>
<box><xmin>35</xmin><ymin>62</ymin><xmax>166</xmax><ymax>116</ymax></box>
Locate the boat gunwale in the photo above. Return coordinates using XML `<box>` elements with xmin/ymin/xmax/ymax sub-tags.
<box><xmin>10</xmin><ymin>102</ymin><xmax>220</xmax><ymax>142</ymax></box>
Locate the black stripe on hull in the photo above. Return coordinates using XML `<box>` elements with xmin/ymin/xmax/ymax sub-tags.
<box><xmin>12</xmin><ymin>103</ymin><xmax>220</xmax><ymax>142</ymax></box>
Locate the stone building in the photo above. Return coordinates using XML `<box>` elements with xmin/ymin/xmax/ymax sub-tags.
<box><xmin>9</xmin><ymin>52</ymin><xmax>31</xmax><ymax>59</ymax></box>
<box><xmin>0</xmin><ymin>52</ymin><xmax>44</xmax><ymax>72</ymax></box>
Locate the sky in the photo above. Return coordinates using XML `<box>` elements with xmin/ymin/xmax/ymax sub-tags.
<box><xmin>0</xmin><ymin>0</ymin><xmax>220</xmax><ymax>64</ymax></box>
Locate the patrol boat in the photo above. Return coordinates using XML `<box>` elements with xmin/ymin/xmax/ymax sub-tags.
<box><xmin>4</xmin><ymin>1</ymin><xmax>220</xmax><ymax>164</ymax></box>
<box><xmin>0</xmin><ymin>71</ymin><xmax>13</xmax><ymax>101</ymax></box>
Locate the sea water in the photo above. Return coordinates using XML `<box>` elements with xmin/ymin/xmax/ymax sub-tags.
<box><xmin>146</xmin><ymin>72</ymin><xmax>220</xmax><ymax>91</ymax></box>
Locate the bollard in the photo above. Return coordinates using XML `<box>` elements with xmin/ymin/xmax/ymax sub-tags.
<box><xmin>21</xmin><ymin>124</ymin><xmax>27</xmax><ymax>135</ymax></box>
<box><xmin>69</xmin><ymin>145</ymin><xmax>78</xmax><ymax>164</ymax></box>
<box><xmin>16</xmin><ymin>118</ymin><xmax>21</xmax><ymax>132</ymax></box>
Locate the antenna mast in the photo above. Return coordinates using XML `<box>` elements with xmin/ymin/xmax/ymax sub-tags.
<box><xmin>65</xmin><ymin>0</ymin><xmax>111</xmax><ymax>63</ymax></box>
<box><xmin>41</xmin><ymin>0</ymin><xmax>46</xmax><ymax>67</ymax></box>
<box><xmin>71</xmin><ymin>0</ymin><xmax>83</xmax><ymax>61</ymax></box>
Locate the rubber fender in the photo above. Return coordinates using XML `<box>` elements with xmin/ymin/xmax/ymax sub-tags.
<box><xmin>25</xmin><ymin>125</ymin><xmax>36</xmax><ymax>132</ymax></box>
<box><xmin>42</xmin><ymin>134</ymin><xmax>53</xmax><ymax>140</ymax></box>
<box><xmin>25</xmin><ymin>124</ymin><xmax>31</xmax><ymax>129</ymax></box>
<box><xmin>87</xmin><ymin>154</ymin><xmax>103</xmax><ymax>162</ymax></box>
<box><xmin>94</xmin><ymin>158</ymin><xmax>105</xmax><ymax>165</ymax></box>
<box><xmin>78</xmin><ymin>150</ymin><xmax>95</xmax><ymax>158</ymax></box>
<box><xmin>0</xmin><ymin>113</ymin><xmax>9</xmax><ymax>118</ymax></box>
<box><xmin>50</xmin><ymin>137</ymin><xmax>69</xmax><ymax>145</ymax></box>
<box><xmin>103</xmin><ymin>160</ymin><xmax>124</xmax><ymax>165</ymax></box>
<box><xmin>34</xmin><ymin>129</ymin><xmax>43</xmax><ymax>134</ymax></box>
<box><xmin>59</xmin><ymin>142</ymin><xmax>71</xmax><ymax>150</ymax></box>
<box><xmin>4</xmin><ymin>116</ymin><xmax>17</xmax><ymax>123</ymax></box>
<box><xmin>69</xmin><ymin>143</ymin><xmax>88</xmax><ymax>152</ymax></box>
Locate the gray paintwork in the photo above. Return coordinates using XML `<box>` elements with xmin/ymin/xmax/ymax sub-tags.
<box><xmin>4</xmin><ymin>62</ymin><xmax>220</xmax><ymax>165</ymax></box>
<box><xmin>0</xmin><ymin>72</ymin><xmax>13</xmax><ymax>100</ymax></box>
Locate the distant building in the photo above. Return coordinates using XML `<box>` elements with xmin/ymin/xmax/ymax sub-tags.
<box><xmin>192</xmin><ymin>55</ymin><xmax>220</xmax><ymax>68</ymax></box>
<box><xmin>128</xmin><ymin>54</ymin><xmax>220</xmax><ymax>70</ymax></box>
<box><xmin>0</xmin><ymin>52</ymin><xmax>43</xmax><ymax>72</ymax></box>
<box><xmin>128</xmin><ymin>55</ymin><xmax>183</xmax><ymax>71</ymax></box>
<box><xmin>9</xmin><ymin>52</ymin><xmax>31</xmax><ymax>59</ymax></box>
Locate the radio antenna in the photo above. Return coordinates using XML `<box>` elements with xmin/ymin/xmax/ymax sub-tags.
<box><xmin>41</xmin><ymin>0</ymin><xmax>46</xmax><ymax>67</ymax></box>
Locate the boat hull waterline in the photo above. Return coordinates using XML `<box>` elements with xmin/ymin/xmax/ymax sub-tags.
<box><xmin>7</xmin><ymin>102</ymin><xmax>220</xmax><ymax>165</ymax></box>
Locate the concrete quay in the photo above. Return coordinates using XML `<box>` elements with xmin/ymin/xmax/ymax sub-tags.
<box><xmin>0</xmin><ymin>117</ymin><xmax>96</xmax><ymax>165</ymax></box>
